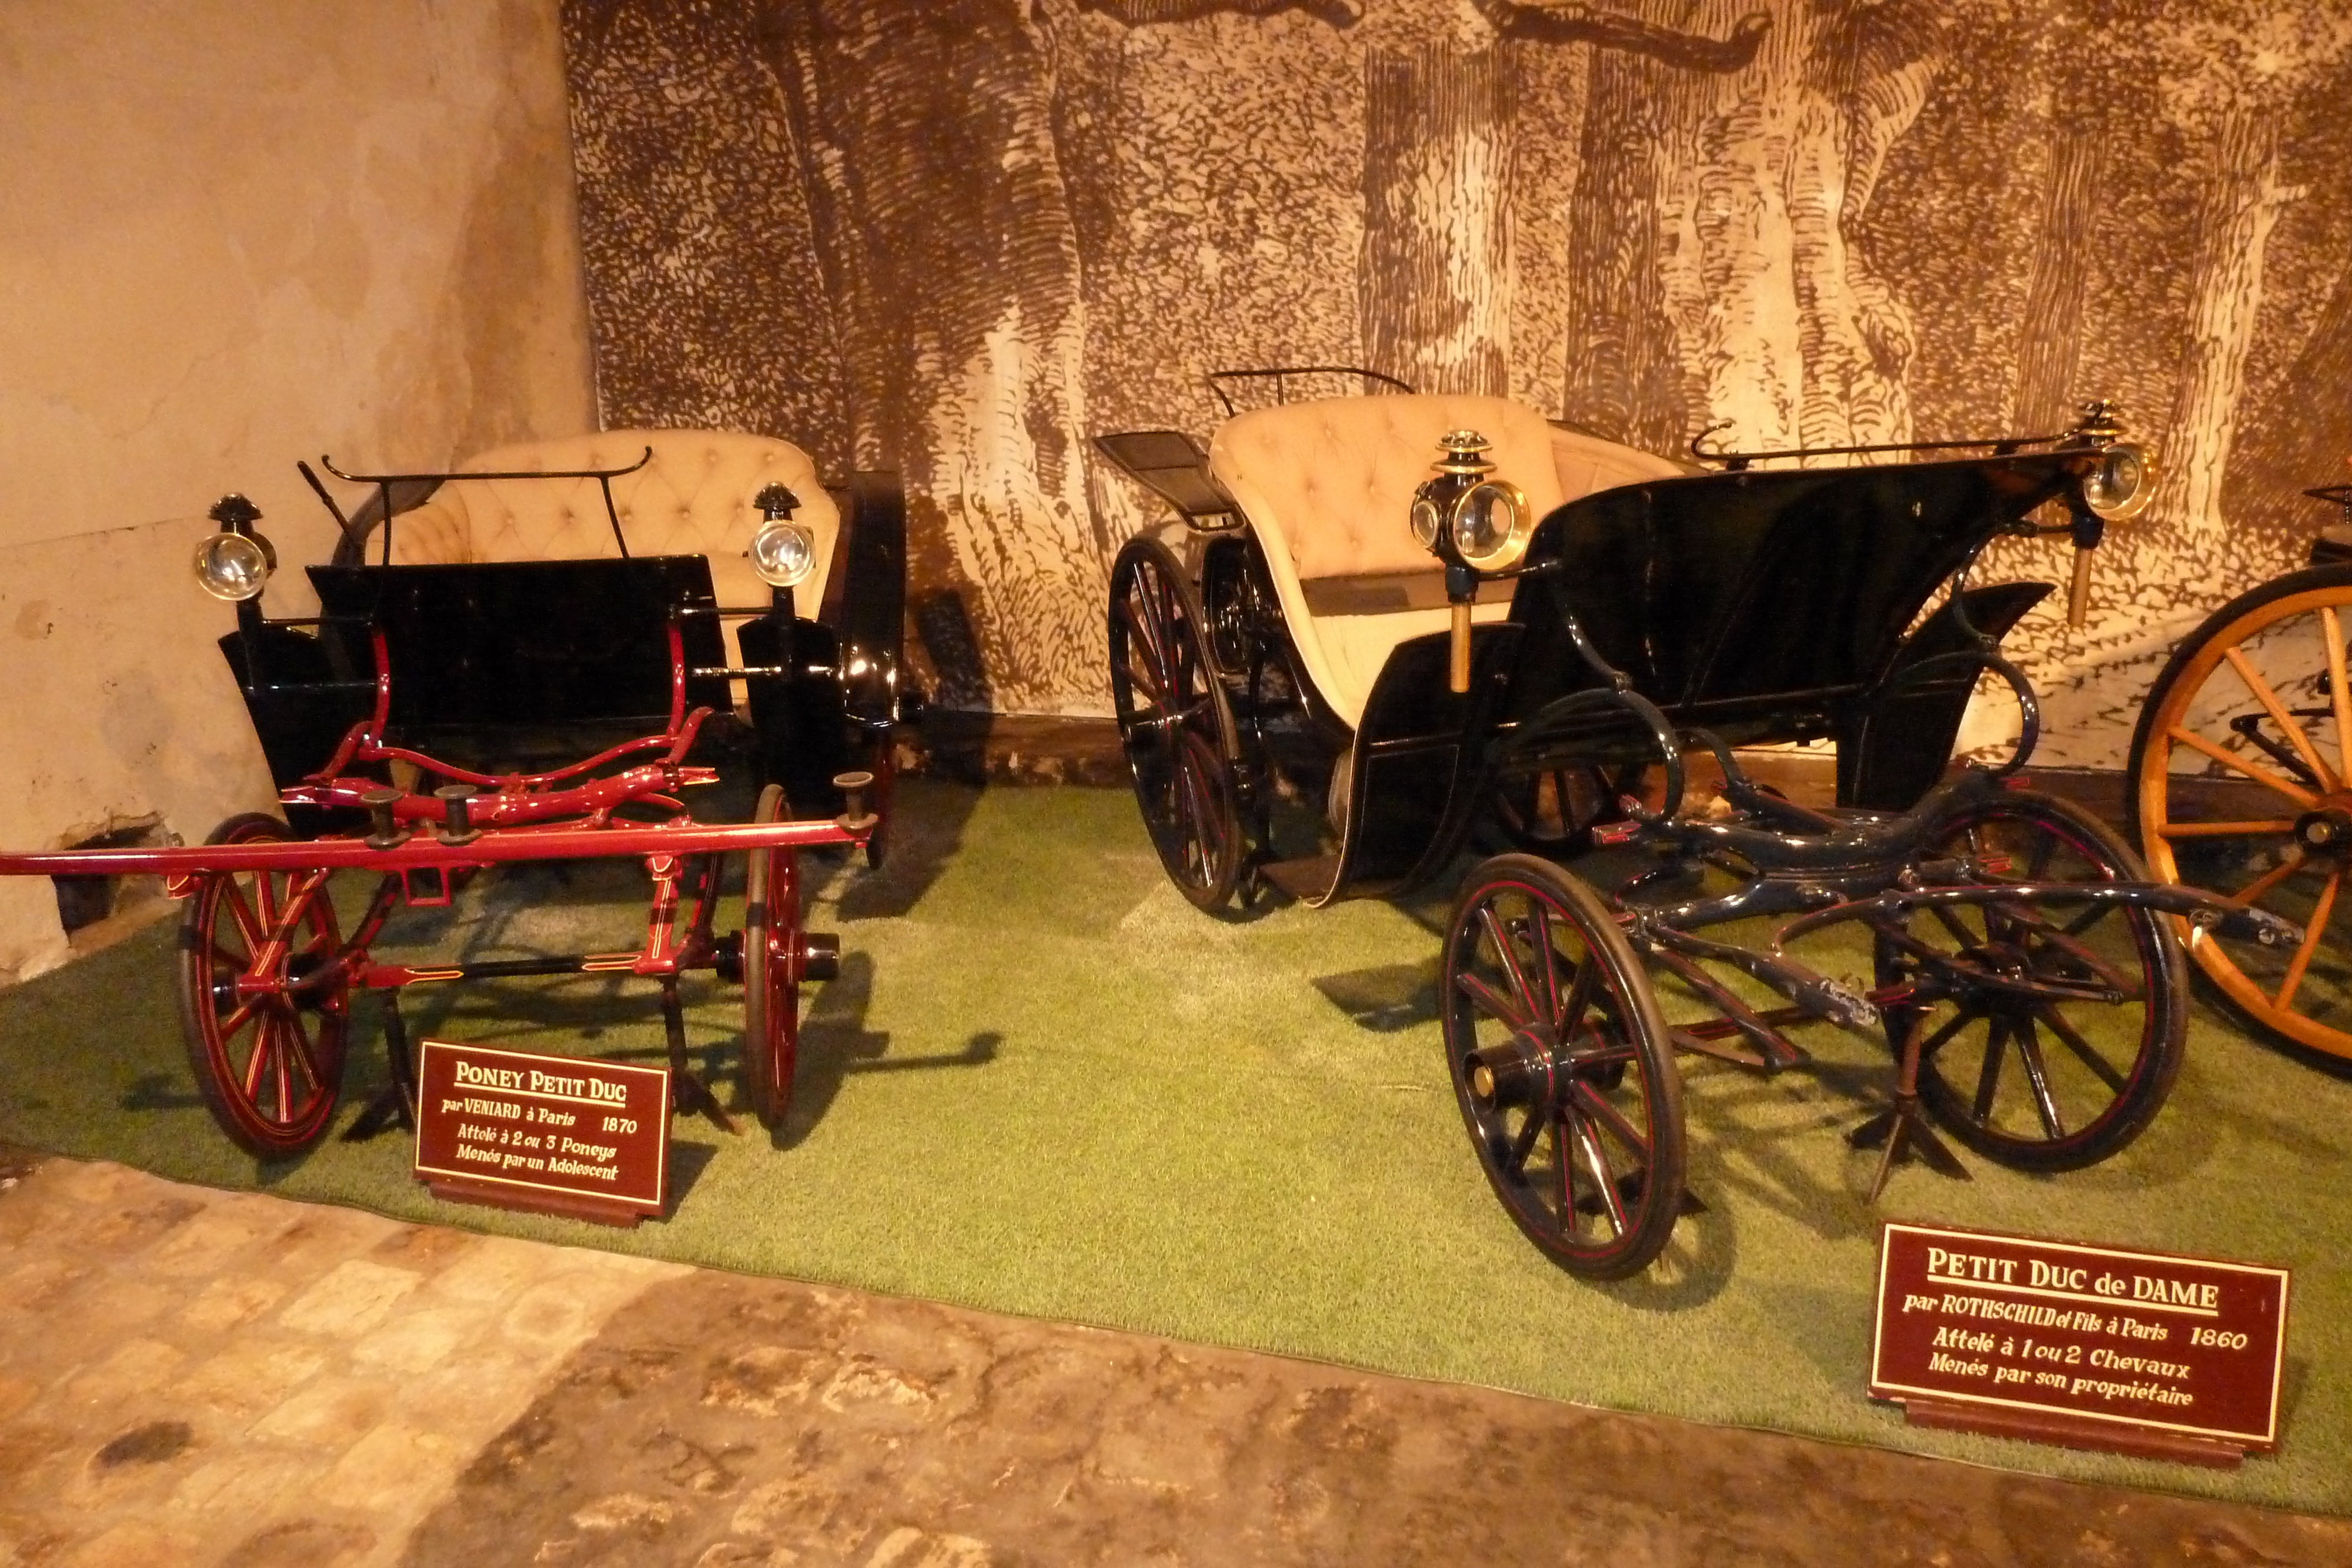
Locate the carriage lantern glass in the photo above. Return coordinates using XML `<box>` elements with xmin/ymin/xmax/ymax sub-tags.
<box><xmin>750</xmin><ymin>519</ymin><xmax>817</xmax><ymax>588</ymax></box>
<box><xmin>749</xmin><ymin>482</ymin><xmax>817</xmax><ymax>589</ymax></box>
<box><xmin>1412</xmin><ymin>431</ymin><xmax>1533</xmax><ymax>574</ymax></box>
<box><xmin>192</xmin><ymin>493</ymin><xmax>276</xmax><ymax>602</ymax></box>
<box><xmin>1452</xmin><ymin>480</ymin><xmax>1531</xmax><ymax>570</ymax></box>
<box><xmin>1409</xmin><ymin>494</ymin><xmax>1444</xmax><ymax>549</ymax></box>
<box><xmin>2082</xmin><ymin>442</ymin><xmax>2156</xmax><ymax>523</ymax></box>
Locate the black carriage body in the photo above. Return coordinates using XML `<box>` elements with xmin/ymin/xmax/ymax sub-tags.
<box><xmin>219</xmin><ymin>470</ymin><xmax>910</xmax><ymax>816</ymax></box>
<box><xmin>309</xmin><ymin>557</ymin><xmax>731</xmax><ymax>733</ymax></box>
<box><xmin>1319</xmin><ymin>452</ymin><xmax>2081</xmax><ymax>901</ymax></box>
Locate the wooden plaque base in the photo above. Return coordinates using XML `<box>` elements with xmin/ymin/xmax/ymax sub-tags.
<box><xmin>425</xmin><ymin>1176</ymin><xmax>649</xmax><ymax>1229</ymax></box>
<box><xmin>1900</xmin><ymin>1398</ymin><xmax>2247</xmax><ymax>1469</ymax></box>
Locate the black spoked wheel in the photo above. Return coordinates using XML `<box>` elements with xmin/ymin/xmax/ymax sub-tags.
<box><xmin>742</xmin><ymin>783</ymin><xmax>801</xmax><ymax>1128</ymax></box>
<box><xmin>1878</xmin><ymin>790</ymin><xmax>2188</xmax><ymax>1170</ymax></box>
<box><xmin>1441</xmin><ymin>855</ymin><xmax>1685</xmax><ymax>1279</ymax></box>
<box><xmin>176</xmin><ymin>814</ymin><xmax>349</xmax><ymax>1158</ymax></box>
<box><xmin>1110</xmin><ymin>535</ymin><xmax>1245</xmax><ymax>910</ymax></box>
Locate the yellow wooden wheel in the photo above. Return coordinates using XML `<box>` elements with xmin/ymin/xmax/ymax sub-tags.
<box><xmin>2127</xmin><ymin>565</ymin><xmax>2352</xmax><ymax>1059</ymax></box>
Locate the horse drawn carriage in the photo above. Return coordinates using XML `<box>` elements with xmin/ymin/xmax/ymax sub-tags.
<box><xmin>1098</xmin><ymin>372</ymin><xmax>2295</xmax><ymax>1279</ymax></box>
<box><xmin>0</xmin><ymin>431</ymin><xmax>915</xmax><ymax>1158</ymax></box>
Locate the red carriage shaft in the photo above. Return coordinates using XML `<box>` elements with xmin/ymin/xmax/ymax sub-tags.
<box><xmin>0</xmin><ymin>815</ymin><xmax>867</xmax><ymax>882</ymax></box>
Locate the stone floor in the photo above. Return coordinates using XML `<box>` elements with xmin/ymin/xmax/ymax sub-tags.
<box><xmin>0</xmin><ymin>1148</ymin><xmax>2346</xmax><ymax>1568</ymax></box>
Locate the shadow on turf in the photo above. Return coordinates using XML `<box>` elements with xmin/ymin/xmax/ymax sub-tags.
<box><xmin>324</xmin><ymin>945</ymin><xmax>998</xmax><ymax>1161</ymax></box>
<box><xmin>122</xmin><ymin>1072</ymin><xmax>206</xmax><ymax>1115</ymax></box>
<box><xmin>1311</xmin><ymin>961</ymin><xmax>1439</xmax><ymax>1032</ymax></box>
<box><xmin>756</xmin><ymin>954</ymin><xmax>1004</xmax><ymax>1152</ymax></box>
<box><xmin>828</xmin><ymin>779</ymin><xmax>984</xmax><ymax>922</ymax></box>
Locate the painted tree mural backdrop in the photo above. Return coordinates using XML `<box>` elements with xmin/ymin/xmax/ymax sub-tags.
<box><xmin>562</xmin><ymin>0</ymin><xmax>2352</xmax><ymax>763</ymax></box>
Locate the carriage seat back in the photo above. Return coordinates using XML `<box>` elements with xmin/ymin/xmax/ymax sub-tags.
<box><xmin>1207</xmin><ymin>393</ymin><xmax>1681</xmax><ymax>727</ymax></box>
<box><xmin>387</xmin><ymin>429</ymin><xmax>842</xmax><ymax>621</ymax></box>
<box><xmin>1210</xmin><ymin>394</ymin><xmax>1563</xmax><ymax>582</ymax></box>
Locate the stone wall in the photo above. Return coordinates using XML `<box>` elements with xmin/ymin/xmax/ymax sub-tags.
<box><xmin>0</xmin><ymin>0</ymin><xmax>599</xmax><ymax>981</ymax></box>
<box><xmin>564</xmin><ymin>1</ymin><xmax>2352</xmax><ymax>750</ymax></box>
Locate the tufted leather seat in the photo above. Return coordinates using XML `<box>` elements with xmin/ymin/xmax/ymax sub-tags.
<box><xmin>387</xmin><ymin>429</ymin><xmax>841</xmax><ymax>664</ymax></box>
<box><xmin>1207</xmin><ymin>394</ymin><xmax>1683</xmax><ymax>728</ymax></box>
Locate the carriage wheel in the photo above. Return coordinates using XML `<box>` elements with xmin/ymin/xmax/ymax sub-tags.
<box><xmin>1110</xmin><ymin>536</ymin><xmax>1246</xmax><ymax>910</ymax></box>
<box><xmin>741</xmin><ymin>783</ymin><xmax>802</xmax><ymax>1128</ymax></box>
<box><xmin>2126</xmin><ymin>565</ymin><xmax>2352</xmax><ymax>1060</ymax></box>
<box><xmin>1441</xmin><ymin>855</ymin><xmax>1686</xmax><ymax>1279</ymax></box>
<box><xmin>1880</xmin><ymin>791</ymin><xmax>2187</xmax><ymax>1171</ymax></box>
<box><xmin>175</xmin><ymin>814</ymin><xmax>349</xmax><ymax>1158</ymax></box>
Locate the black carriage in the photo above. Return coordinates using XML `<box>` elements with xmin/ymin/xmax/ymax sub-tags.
<box><xmin>228</xmin><ymin>432</ymin><xmax>911</xmax><ymax>844</ymax></box>
<box><xmin>0</xmin><ymin>431</ymin><xmax>916</xmax><ymax>1160</ymax></box>
<box><xmin>1098</xmin><ymin>373</ymin><xmax>2293</xmax><ymax>1279</ymax></box>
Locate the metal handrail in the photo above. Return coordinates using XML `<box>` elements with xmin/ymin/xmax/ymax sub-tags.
<box><xmin>1689</xmin><ymin>423</ymin><xmax>2077</xmax><ymax>471</ymax></box>
<box><xmin>318</xmin><ymin>447</ymin><xmax>656</xmax><ymax>564</ymax></box>
<box><xmin>1205</xmin><ymin>366</ymin><xmax>1414</xmax><ymax>418</ymax></box>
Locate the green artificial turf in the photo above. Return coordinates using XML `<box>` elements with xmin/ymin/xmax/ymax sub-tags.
<box><xmin>2</xmin><ymin>777</ymin><xmax>2348</xmax><ymax>1514</ymax></box>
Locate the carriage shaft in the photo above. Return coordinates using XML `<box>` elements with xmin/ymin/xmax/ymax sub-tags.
<box><xmin>353</xmin><ymin>952</ymin><xmax>706</xmax><ymax>989</ymax></box>
<box><xmin>1774</xmin><ymin>880</ymin><xmax>2302</xmax><ymax>951</ymax></box>
<box><xmin>0</xmin><ymin>817</ymin><xmax>866</xmax><ymax>881</ymax></box>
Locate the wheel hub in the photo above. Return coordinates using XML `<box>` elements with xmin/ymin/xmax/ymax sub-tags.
<box><xmin>232</xmin><ymin>968</ymin><xmax>288</xmax><ymax>1001</ymax></box>
<box><xmin>1940</xmin><ymin>940</ymin><xmax>2034</xmax><ymax>1012</ymax></box>
<box><xmin>2293</xmin><ymin>802</ymin><xmax>2352</xmax><ymax>860</ymax></box>
<box><xmin>1466</xmin><ymin>1025</ymin><xmax>1560</xmax><ymax>1111</ymax></box>
<box><xmin>1962</xmin><ymin>940</ymin><xmax>2031</xmax><ymax>979</ymax></box>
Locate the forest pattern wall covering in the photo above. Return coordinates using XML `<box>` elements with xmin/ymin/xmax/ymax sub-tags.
<box><xmin>561</xmin><ymin>0</ymin><xmax>2352</xmax><ymax>765</ymax></box>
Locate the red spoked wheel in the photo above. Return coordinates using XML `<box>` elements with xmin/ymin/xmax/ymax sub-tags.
<box><xmin>742</xmin><ymin>783</ymin><xmax>802</xmax><ymax>1128</ymax></box>
<box><xmin>175</xmin><ymin>814</ymin><xmax>350</xmax><ymax>1158</ymax></box>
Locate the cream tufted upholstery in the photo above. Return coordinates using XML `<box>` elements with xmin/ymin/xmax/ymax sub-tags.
<box><xmin>1207</xmin><ymin>394</ymin><xmax>1683</xmax><ymax>728</ymax></box>
<box><xmin>387</xmin><ymin>430</ymin><xmax>840</xmax><ymax>664</ymax></box>
<box><xmin>1550</xmin><ymin>424</ymin><xmax>1692</xmax><ymax>504</ymax></box>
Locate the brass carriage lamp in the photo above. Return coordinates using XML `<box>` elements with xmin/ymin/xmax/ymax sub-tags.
<box><xmin>749</xmin><ymin>483</ymin><xmax>817</xmax><ymax>592</ymax></box>
<box><xmin>1411</xmin><ymin>430</ymin><xmax>1532</xmax><ymax>693</ymax></box>
<box><xmin>2061</xmin><ymin>401</ymin><xmax>2157</xmax><ymax>627</ymax></box>
<box><xmin>192</xmin><ymin>493</ymin><xmax>277</xmax><ymax>603</ymax></box>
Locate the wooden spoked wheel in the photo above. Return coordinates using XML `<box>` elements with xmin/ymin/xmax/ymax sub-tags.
<box><xmin>1110</xmin><ymin>535</ymin><xmax>1246</xmax><ymax>911</ymax></box>
<box><xmin>175</xmin><ymin>814</ymin><xmax>349</xmax><ymax>1158</ymax></box>
<box><xmin>1441</xmin><ymin>855</ymin><xmax>1686</xmax><ymax>1279</ymax></box>
<box><xmin>2127</xmin><ymin>566</ymin><xmax>2352</xmax><ymax>1060</ymax></box>
<box><xmin>1882</xmin><ymin>792</ymin><xmax>2187</xmax><ymax>1169</ymax></box>
<box><xmin>741</xmin><ymin>783</ymin><xmax>802</xmax><ymax>1128</ymax></box>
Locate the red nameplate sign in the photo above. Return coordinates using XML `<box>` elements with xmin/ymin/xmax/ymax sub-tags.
<box><xmin>1870</xmin><ymin>1221</ymin><xmax>2290</xmax><ymax>1467</ymax></box>
<box><xmin>413</xmin><ymin>1039</ymin><xmax>670</xmax><ymax>1226</ymax></box>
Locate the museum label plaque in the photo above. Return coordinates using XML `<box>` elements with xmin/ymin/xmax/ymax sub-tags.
<box><xmin>413</xmin><ymin>1039</ymin><xmax>670</xmax><ymax>1226</ymax></box>
<box><xmin>1870</xmin><ymin>1221</ymin><xmax>2289</xmax><ymax>1467</ymax></box>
